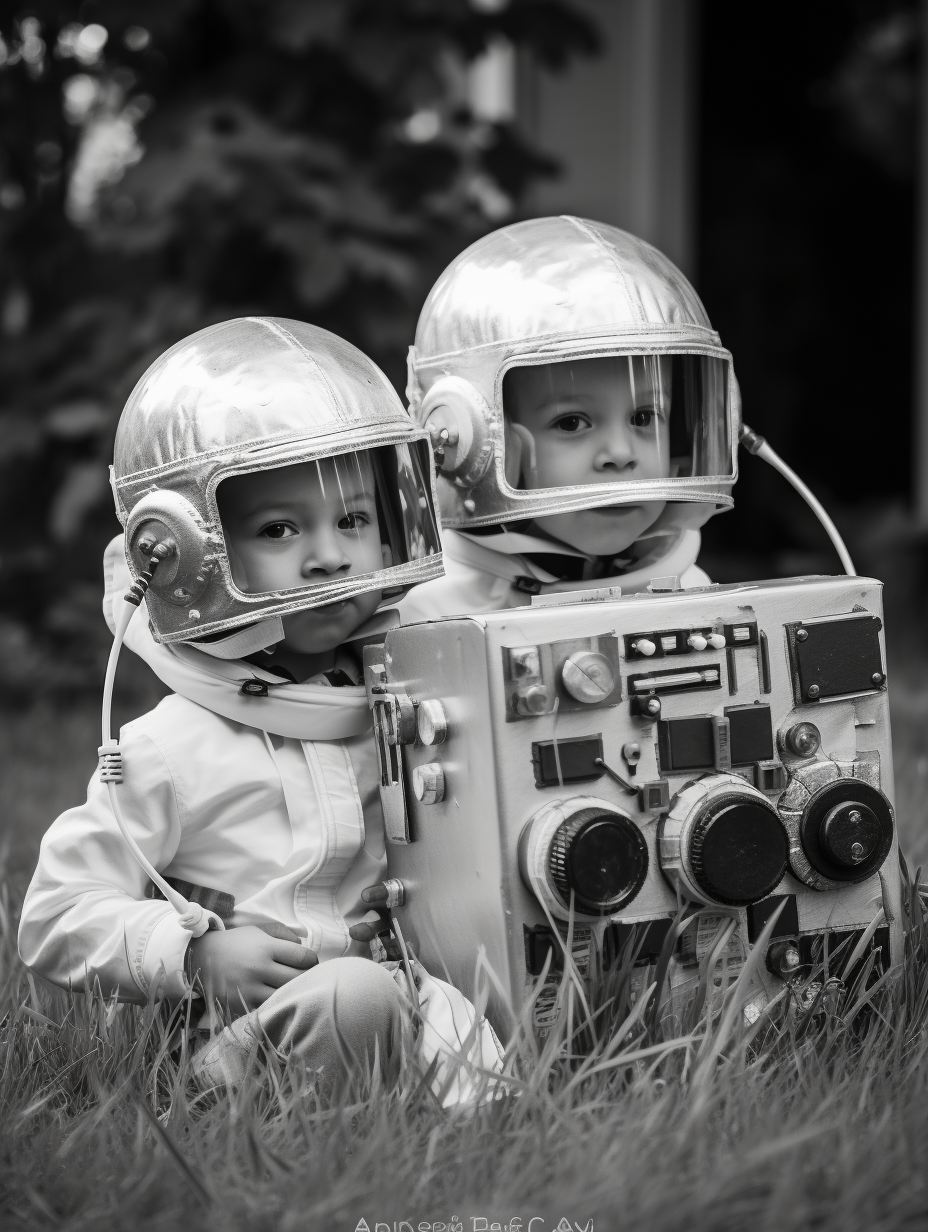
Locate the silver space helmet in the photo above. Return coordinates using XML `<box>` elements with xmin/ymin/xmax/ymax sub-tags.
<box><xmin>112</xmin><ymin>317</ymin><xmax>442</xmax><ymax>646</ymax></box>
<box><xmin>407</xmin><ymin>216</ymin><xmax>738</xmax><ymax>531</ymax></box>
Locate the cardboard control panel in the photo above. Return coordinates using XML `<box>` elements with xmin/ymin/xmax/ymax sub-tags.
<box><xmin>364</xmin><ymin>576</ymin><xmax>901</xmax><ymax>1037</ymax></box>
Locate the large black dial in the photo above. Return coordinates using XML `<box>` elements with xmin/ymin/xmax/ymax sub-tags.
<box><xmin>548</xmin><ymin>808</ymin><xmax>648</xmax><ymax>915</ymax></box>
<box><xmin>688</xmin><ymin>794</ymin><xmax>789</xmax><ymax>907</ymax></box>
<box><xmin>799</xmin><ymin>780</ymin><xmax>893</xmax><ymax>883</ymax></box>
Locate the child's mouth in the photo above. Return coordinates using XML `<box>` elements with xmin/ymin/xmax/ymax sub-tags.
<box><xmin>590</xmin><ymin>504</ymin><xmax>641</xmax><ymax>516</ymax></box>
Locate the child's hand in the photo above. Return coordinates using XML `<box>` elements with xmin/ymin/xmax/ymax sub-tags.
<box><xmin>187</xmin><ymin>925</ymin><xmax>318</xmax><ymax>1011</ymax></box>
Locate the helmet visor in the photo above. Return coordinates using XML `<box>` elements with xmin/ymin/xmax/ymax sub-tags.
<box><xmin>216</xmin><ymin>442</ymin><xmax>440</xmax><ymax>603</ymax></box>
<box><xmin>501</xmin><ymin>354</ymin><xmax>732</xmax><ymax>497</ymax></box>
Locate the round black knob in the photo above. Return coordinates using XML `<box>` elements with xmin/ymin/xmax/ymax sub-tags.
<box><xmin>688</xmin><ymin>794</ymin><xmax>789</xmax><ymax>907</ymax></box>
<box><xmin>822</xmin><ymin>801</ymin><xmax>882</xmax><ymax>867</ymax></box>
<box><xmin>548</xmin><ymin>808</ymin><xmax>648</xmax><ymax>916</ymax></box>
<box><xmin>800</xmin><ymin>780</ymin><xmax>893</xmax><ymax>883</ymax></box>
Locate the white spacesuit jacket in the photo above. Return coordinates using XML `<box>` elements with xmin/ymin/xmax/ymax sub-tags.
<box><xmin>19</xmin><ymin>538</ymin><xmax>503</xmax><ymax>1095</ymax></box>
<box><xmin>397</xmin><ymin>526</ymin><xmax>711</xmax><ymax>623</ymax></box>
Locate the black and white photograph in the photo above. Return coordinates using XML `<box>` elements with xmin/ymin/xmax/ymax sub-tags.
<box><xmin>0</xmin><ymin>2</ymin><xmax>925</xmax><ymax>1229</ymax></box>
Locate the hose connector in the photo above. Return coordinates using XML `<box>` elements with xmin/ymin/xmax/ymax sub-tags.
<box><xmin>739</xmin><ymin>424</ymin><xmax>766</xmax><ymax>455</ymax></box>
<box><xmin>98</xmin><ymin>743</ymin><xmax>123</xmax><ymax>784</ymax></box>
<box><xmin>125</xmin><ymin>541</ymin><xmax>174</xmax><ymax>607</ymax></box>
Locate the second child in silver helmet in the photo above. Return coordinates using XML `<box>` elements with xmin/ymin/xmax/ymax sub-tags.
<box><xmin>398</xmin><ymin>216</ymin><xmax>739</xmax><ymax>622</ymax></box>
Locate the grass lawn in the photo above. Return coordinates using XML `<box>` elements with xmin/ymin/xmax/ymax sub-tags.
<box><xmin>1</xmin><ymin>630</ymin><xmax>927</xmax><ymax>1231</ymax></box>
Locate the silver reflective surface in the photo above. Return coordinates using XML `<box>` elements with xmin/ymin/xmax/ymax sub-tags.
<box><xmin>113</xmin><ymin>317</ymin><xmax>442</xmax><ymax>641</ymax></box>
<box><xmin>408</xmin><ymin>217</ymin><xmax>738</xmax><ymax>529</ymax></box>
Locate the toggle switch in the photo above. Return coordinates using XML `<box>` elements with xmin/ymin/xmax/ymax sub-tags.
<box><xmin>687</xmin><ymin>633</ymin><xmax>708</xmax><ymax>651</ymax></box>
<box><xmin>631</xmin><ymin>638</ymin><xmax>656</xmax><ymax>657</ymax></box>
<box><xmin>706</xmin><ymin>633</ymin><xmax>727</xmax><ymax>650</ymax></box>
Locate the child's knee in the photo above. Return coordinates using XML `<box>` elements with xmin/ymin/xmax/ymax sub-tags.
<box><xmin>326</xmin><ymin>956</ymin><xmax>407</xmax><ymax>1033</ymax></box>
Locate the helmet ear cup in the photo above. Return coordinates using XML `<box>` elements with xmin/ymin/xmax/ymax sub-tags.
<box><xmin>419</xmin><ymin>376</ymin><xmax>494</xmax><ymax>489</ymax></box>
<box><xmin>125</xmin><ymin>490</ymin><xmax>219</xmax><ymax>609</ymax></box>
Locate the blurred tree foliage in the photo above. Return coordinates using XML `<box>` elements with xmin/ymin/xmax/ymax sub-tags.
<box><xmin>0</xmin><ymin>0</ymin><xmax>597</xmax><ymax>692</ymax></box>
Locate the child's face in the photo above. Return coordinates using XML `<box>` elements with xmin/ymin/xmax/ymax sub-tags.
<box><xmin>504</xmin><ymin>356</ymin><xmax>672</xmax><ymax>556</ymax></box>
<box><xmin>218</xmin><ymin>454</ymin><xmax>391</xmax><ymax>654</ymax></box>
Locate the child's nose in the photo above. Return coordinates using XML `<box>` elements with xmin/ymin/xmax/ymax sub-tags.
<box><xmin>299</xmin><ymin>530</ymin><xmax>352</xmax><ymax>578</ymax></box>
<box><xmin>593</xmin><ymin>423</ymin><xmax>636</xmax><ymax>473</ymax></box>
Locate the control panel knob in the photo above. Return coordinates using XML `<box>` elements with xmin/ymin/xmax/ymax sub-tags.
<box><xmin>548</xmin><ymin>811</ymin><xmax>648</xmax><ymax>915</ymax></box>
<box><xmin>660</xmin><ymin>776</ymin><xmax>789</xmax><ymax>907</ymax></box>
<box><xmin>514</xmin><ymin>685</ymin><xmax>551</xmax><ymax>716</ymax></box>
<box><xmin>519</xmin><ymin>797</ymin><xmax>648</xmax><ymax>919</ymax></box>
<box><xmin>412</xmin><ymin>761</ymin><xmax>445</xmax><ymax>805</ymax></box>
<box><xmin>632</xmin><ymin>638</ymin><xmax>656</xmax><ymax>657</ymax></box>
<box><xmin>794</xmin><ymin>780</ymin><xmax>894</xmax><ymax>884</ymax></box>
<box><xmin>561</xmin><ymin>651</ymin><xmax>616</xmax><ymax>704</ymax></box>
<box><xmin>687</xmin><ymin>633</ymin><xmax>708</xmax><ymax>651</ymax></box>
<box><xmin>822</xmin><ymin>803</ymin><xmax>881</xmax><ymax>866</ymax></box>
<box><xmin>706</xmin><ymin>633</ymin><xmax>727</xmax><ymax>650</ymax></box>
<box><xmin>416</xmin><ymin>698</ymin><xmax>447</xmax><ymax>746</ymax></box>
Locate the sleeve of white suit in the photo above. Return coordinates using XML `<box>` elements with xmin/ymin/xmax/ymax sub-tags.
<box><xmin>18</xmin><ymin>723</ymin><xmax>191</xmax><ymax>1002</ymax></box>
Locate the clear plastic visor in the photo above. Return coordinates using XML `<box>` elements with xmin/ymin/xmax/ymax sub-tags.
<box><xmin>501</xmin><ymin>354</ymin><xmax>732</xmax><ymax>494</ymax></box>
<box><xmin>216</xmin><ymin>441</ymin><xmax>440</xmax><ymax>600</ymax></box>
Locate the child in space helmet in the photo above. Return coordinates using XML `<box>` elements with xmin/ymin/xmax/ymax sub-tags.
<box><xmin>18</xmin><ymin>317</ymin><xmax>502</xmax><ymax>1105</ymax></box>
<box><xmin>397</xmin><ymin>216</ymin><xmax>739</xmax><ymax>623</ymax></box>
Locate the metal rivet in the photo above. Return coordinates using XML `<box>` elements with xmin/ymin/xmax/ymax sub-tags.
<box><xmin>872</xmin><ymin>672</ymin><xmax>884</xmax><ymax>685</ymax></box>
<box><xmin>807</xmin><ymin>684</ymin><xmax>820</xmax><ymax>698</ymax></box>
<box><xmin>795</xmin><ymin>628</ymin><xmax>808</xmax><ymax>642</ymax></box>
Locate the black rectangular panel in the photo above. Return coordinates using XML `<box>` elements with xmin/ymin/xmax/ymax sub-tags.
<box><xmin>747</xmin><ymin>894</ymin><xmax>799</xmax><ymax>943</ymax></box>
<box><xmin>725</xmin><ymin>703</ymin><xmax>774</xmax><ymax>764</ymax></box>
<box><xmin>787</xmin><ymin>615</ymin><xmax>884</xmax><ymax>703</ymax></box>
<box><xmin>531</xmin><ymin>734</ymin><xmax>604</xmax><ymax>788</ymax></box>
<box><xmin>603</xmin><ymin>918</ymin><xmax>673</xmax><ymax>968</ymax></box>
<box><xmin>657</xmin><ymin>716</ymin><xmax>714</xmax><ymax>772</ymax></box>
<box><xmin>524</xmin><ymin>925</ymin><xmax>563</xmax><ymax>974</ymax></box>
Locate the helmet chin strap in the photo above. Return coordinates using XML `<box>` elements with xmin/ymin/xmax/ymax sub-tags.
<box><xmin>740</xmin><ymin>425</ymin><xmax>855</xmax><ymax>576</ymax></box>
<box><xmin>98</xmin><ymin>544</ymin><xmax>225</xmax><ymax>941</ymax></box>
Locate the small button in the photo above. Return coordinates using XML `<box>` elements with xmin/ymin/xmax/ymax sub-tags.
<box><xmin>706</xmin><ymin>633</ymin><xmax>726</xmax><ymax>650</ymax></box>
<box><xmin>687</xmin><ymin>633</ymin><xmax>708</xmax><ymax>651</ymax></box>
<box><xmin>417</xmin><ymin>698</ymin><xmax>448</xmax><ymax>746</ymax></box>
<box><xmin>632</xmin><ymin>638</ymin><xmax>656</xmax><ymax>657</ymax></box>
<box><xmin>515</xmin><ymin>685</ymin><xmax>550</xmax><ymax>716</ymax></box>
<box><xmin>412</xmin><ymin>762</ymin><xmax>445</xmax><ymax>806</ymax></box>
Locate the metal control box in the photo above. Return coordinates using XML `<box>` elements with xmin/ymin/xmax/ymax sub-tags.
<box><xmin>364</xmin><ymin>577</ymin><xmax>902</xmax><ymax>1037</ymax></box>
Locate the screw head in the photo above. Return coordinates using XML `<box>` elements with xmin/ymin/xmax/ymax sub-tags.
<box><xmin>645</xmin><ymin>697</ymin><xmax>661</xmax><ymax>715</ymax></box>
<box><xmin>872</xmin><ymin>672</ymin><xmax>884</xmax><ymax>685</ymax></box>
<box><xmin>850</xmin><ymin>841</ymin><xmax>865</xmax><ymax>862</ymax></box>
<box><xmin>807</xmin><ymin>683</ymin><xmax>820</xmax><ymax>698</ymax></box>
<box><xmin>796</xmin><ymin>628</ymin><xmax>809</xmax><ymax>642</ymax></box>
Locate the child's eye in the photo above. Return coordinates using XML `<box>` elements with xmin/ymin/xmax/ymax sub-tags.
<box><xmin>260</xmin><ymin>522</ymin><xmax>297</xmax><ymax>539</ymax></box>
<box><xmin>551</xmin><ymin>414</ymin><xmax>589</xmax><ymax>434</ymax></box>
<box><xmin>630</xmin><ymin>408</ymin><xmax>656</xmax><ymax>428</ymax></box>
<box><xmin>338</xmin><ymin>512</ymin><xmax>370</xmax><ymax>531</ymax></box>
